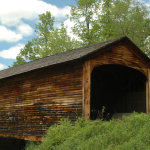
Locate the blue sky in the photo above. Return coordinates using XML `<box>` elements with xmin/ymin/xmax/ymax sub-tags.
<box><xmin>0</xmin><ymin>0</ymin><xmax>149</xmax><ymax>70</ymax></box>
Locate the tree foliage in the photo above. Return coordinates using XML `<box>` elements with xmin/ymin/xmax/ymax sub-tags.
<box><xmin>12</xmin><ymin>11</ymin><xmax>81</xmax><ymax>67</ymax></box>
<box><xmin>68</xmin><ymin>0</ymin><xmax>150</xmax><ymax>54</ymax></box>
<box><xmin>67</xmin><ymin>0</ymin><xmax>100</xmax><ymax>46</ymax></box>
<box><xmin>98</xmin><ymin>0</ymin><xmax>150</xmax><ymax>54</ymax></box>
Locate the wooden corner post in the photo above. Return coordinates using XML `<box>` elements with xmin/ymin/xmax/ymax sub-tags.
<box><xmin>147</xmin><ymin>68</ymin><xmax>150</xmax><ymax>114</ymax></box>
<box><xmin>146</xmin><ymin>78</ymin><xmax>149</xmax><ymax>115</ymax></box>
<box><xmin>83</xmin><ymin>60</ymin><xmax>91</xmax><ymax>120</ymax></box>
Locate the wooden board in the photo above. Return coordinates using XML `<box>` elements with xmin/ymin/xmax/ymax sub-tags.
<box><xmin>148</xmin><ymin>68</ymin><xmax>150</xmax><ymax>113</ymax></box>
<box><xmin>83</xmin><ymin>60</ymin><xmax>91</xmax><ymax>120</ymax></box>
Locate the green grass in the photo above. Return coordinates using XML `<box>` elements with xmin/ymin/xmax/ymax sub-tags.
<box><xmin>25</xmin><ymin>112</ymin><xmax>150</xmax><ymax>150</ymax></box>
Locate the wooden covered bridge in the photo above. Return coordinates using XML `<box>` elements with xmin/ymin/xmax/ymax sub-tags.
<box><xmin>0</xmin><ymin>36</ymin><xmax>150</xmax><ymax>141</ymax></box>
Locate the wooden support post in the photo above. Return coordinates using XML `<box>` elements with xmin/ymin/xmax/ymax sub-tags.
<box><xmin>83</xmin><ymin>60</ymin><xmax>91</xmax><ymax>120</ymax></box>
<box><xmin>148</xmin><ymin>69</ymin><xmax>150</xmax><ymax>114</ymax></box>
<box><xmin>146</xmin><ymin>79</ymin><xmax>149</xmax><ymax>114</ymax></box>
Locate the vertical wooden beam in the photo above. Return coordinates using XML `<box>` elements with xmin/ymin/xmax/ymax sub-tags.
<box><xmin>83</xmin><ymin>60</ymin><xmax>91</xmax><ymax>120</ymax></box>
<box><xmin>82</xmin><ymin>64</ymin><xmax>85</xmax><ymax>117</ymax></box>
<box><xmin>146</xmin><ymin>79</ymin><xmax>149</xmax><ymax>115</ymax></box>
<box><xmin>148</xmin><ymin>69</ymin><xmax>150</xmax><ymax>114</ymax></box>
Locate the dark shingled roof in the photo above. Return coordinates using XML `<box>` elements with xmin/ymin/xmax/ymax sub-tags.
<box><xmin>0</xmin><ymin>36</ymin><xmax>149</xmax><ymax>80</ymax></box>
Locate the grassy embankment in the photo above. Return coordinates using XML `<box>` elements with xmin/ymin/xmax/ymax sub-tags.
<box><xmin>24</xmin><ymin>112</ymin><xmax>150</xmax><ymax>150</ymax></box>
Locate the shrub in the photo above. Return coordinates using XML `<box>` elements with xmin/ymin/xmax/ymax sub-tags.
<box><xmin>25</xmin><ymin>113</ymin><xmax>150</xmax><ymax>150</ymax></box>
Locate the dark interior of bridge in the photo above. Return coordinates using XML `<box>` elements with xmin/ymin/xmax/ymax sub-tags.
<box><xmin>90</xmin><ymin>65</ymin><xmax>146</xmax><ymax>120</ymax></box>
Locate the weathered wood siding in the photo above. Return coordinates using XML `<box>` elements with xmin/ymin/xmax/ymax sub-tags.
<box><xmin>0</xmin><ymin>61</ymin><xmax>83</xmax><ymax>140</ymax></box>
<box><xmin>90</xmin><ymin>44</ymin><xmax>148</xmax><ymax>78</ymax></box>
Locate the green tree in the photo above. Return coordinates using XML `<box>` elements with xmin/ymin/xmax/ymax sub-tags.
<box><xmin>12</xmin><ymin>11</ymin><xmax>81</xmax><ymax>67</ymax></box>
<box><xmin>49</xmin><ymin>22</ymin><xmax>82</xmax><ymax>54</ymax></box>
<box><xmin>68</xmin><ymin>0</ymin><xmax>100</xmax><ymax>46</ymax></box>
<box><xmin>69</xmin><ymin>0</ymin><xmax>150</xmax><ymax>55</ymax></box>
<box><xmin>96</xmin><ymin>0</ymin><xmax>150</xmax><ymax>54</ymax></box>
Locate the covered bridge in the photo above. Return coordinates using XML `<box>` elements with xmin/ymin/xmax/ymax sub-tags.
<box><xmin>0</xmin><ymin>36</ymin><xmax>150</xmax><ymax>141</ymax></box>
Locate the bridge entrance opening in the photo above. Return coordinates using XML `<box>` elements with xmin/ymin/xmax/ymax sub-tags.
<box><xmin>90</xmin><ymin>65</ymin><xmax>146</xmax><ymax>120</ymax></box>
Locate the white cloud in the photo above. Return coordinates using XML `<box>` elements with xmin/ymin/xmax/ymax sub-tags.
<box><xmin>0</xmin><ymin>44</ymin><xmax>24</xmax><ymax>59</ymax></box>
<box><xmin>55</xmin><ymin>19</ymin><xmax>80</xmax><ymax>40</ymax></box>
<box><xmin>0</xmin><ymin>0</ymin><xmax>70</xmax><ymax>27</ymax></box>
<box><xmin>63</xmin><ymin>19</ymin><xmax>79</xmax><ymax>40</ymax></box>
<box><xmin>0</xmin><ymin>0</ymin><xmax>71</xmax><ymax>43</ymax></box>
<box><xmin>0</xmin><ymin>25</ymin><xmax>22</xmax><ymax>42</ymax></box>
<box><xmin>145</xmin><ymin>1</ymin><xmax>150</xmax><ymax>7</ymax></box>
<box><xmin>17</xmin><ymin>22</ymin><xmax>34</xmax><ymax>36</ymax></box>
<box><xmin>0</xmin><ymin>63</ymin><xmax>7</xmax><ymax>70</ymax></box>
